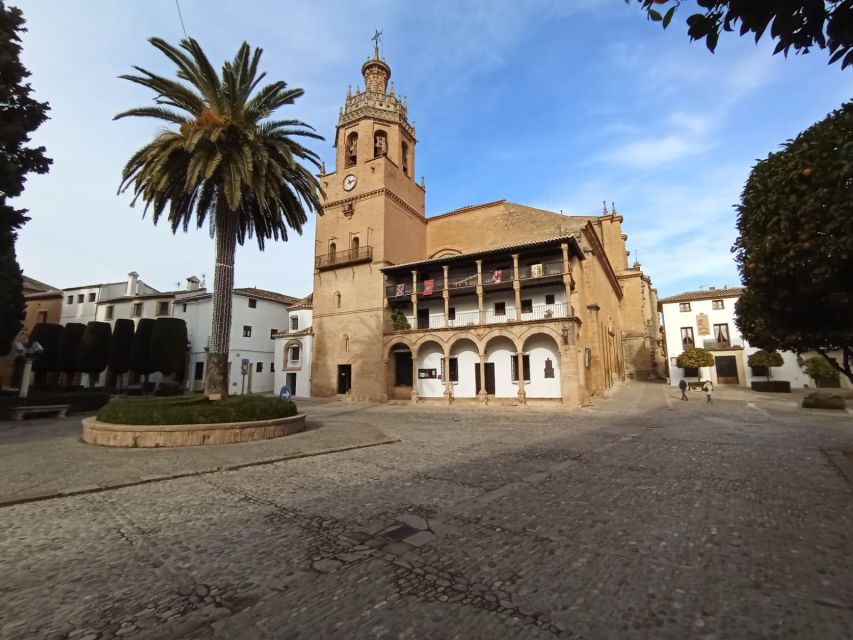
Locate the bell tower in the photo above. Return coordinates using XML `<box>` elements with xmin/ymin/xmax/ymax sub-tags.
<box><xmin>311</xmin><ymin>37</ymin><xmax>427</xmax><ymax>400</ymax></box>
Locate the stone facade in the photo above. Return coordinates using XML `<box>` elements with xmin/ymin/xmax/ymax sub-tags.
<box><xmin>311</xmin><ymin>48</ymin><xmax>659</xmax><ymax>406</ymax></box>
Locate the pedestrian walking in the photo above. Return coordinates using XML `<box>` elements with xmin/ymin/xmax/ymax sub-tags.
<box><xmin>679</xmin><ymin>378</ymin><xmax>688</xmax><ymax>401</ymax></box>
<box><xmin>703</xmin><ymin>380</ymin><xmax>714</xmax><ymax>403</ymax></box>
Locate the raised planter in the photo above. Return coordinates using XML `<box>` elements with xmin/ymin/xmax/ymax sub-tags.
<box><xmin>802</xmin><ymin>394</ymin><xmax>846</xmax><ymax>411</ymax></box>
<box><xmin>82</xmin><ymin>413</ymin><xmax>306</xmax><ymax>448</ymax></box>
<box><xmin>751</xmin><ymin>380</ymin><xmax>791</xmax><ymax>393</ymax></box>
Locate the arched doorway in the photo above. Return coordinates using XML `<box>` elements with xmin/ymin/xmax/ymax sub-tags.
<box><xmin>386</xmin><ymin>342</ymin><xmax>413</xmax><ymax>400</ymax></box>
<box><xmin>484</xmin><ymin>335</ymin><xmax>516</xmax><ymax>398</ymax></box>
<box><xmin>449</xmin><ymin>338</ymin><xmax>479</xmax><ymax>398</ymax></box>
<box><xmin>416</xmin><ymin>340</ymin><xmax>444</xmax><ymax>398</ymax></box>
<box><xmin>522</xmin><ymin>333</ymin><xmax>562</xmax><ymax>398</ymax></box>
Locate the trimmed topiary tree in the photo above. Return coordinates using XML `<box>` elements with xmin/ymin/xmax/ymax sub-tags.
<box><xmin>108</xmin><ymin>318</ymin><xmax>134</xmax><ymax>390</ymax></box>
<box><xmin>747</xmin><ymin>349</ymin><xmax>784</xmax><ymax>381</ymax></box>
<box><xmin>803</xmin><ymin>356</ymin><xmax>841</xmax><ymax>387</ymax></box>
<box><xmin>56</xmin><ymin>322</ymin><xmax>85</xmax><ymax>385</ymax></box>
<box><xmin>150</xmin><ymin>317</ymin><xmax>188</xmax><ymax>381</ymax></box>
<box><xmin>29</xmin><ymin>322</ymin><xmax>62</xmax><ymax>386</ymax></box>
<box><xmin>76</xmin><ymin>321</ymin><xmax>112</xmax><ymax>388</ymax></box>
<box><xmin>129</xmin><ymin>318</ymin><xmax>156</xmax><ymax>385</ymax></box>
<box><xmin>676</xmin><ymin>348</ymin><xmax>715</xmax><ymax>381</ymax></box>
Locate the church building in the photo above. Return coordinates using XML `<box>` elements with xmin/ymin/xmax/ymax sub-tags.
<box><xmin>310</xmin><ymin>44</ymin><xmax>662</xmax><ymax>407</ymax></box>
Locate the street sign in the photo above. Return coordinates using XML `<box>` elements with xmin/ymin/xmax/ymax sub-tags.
<box><xmin>279</xmin><ymin>385</ymin><xmax>292</xmax><ymax>401</ymax></box>
<box><xmin>240</xmin><ymin>363</ymin><xmax>250</xmax><ymax>375</ymax></box>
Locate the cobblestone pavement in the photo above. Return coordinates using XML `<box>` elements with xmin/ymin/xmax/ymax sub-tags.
<box><xmin>2</xmin><ymin>383</ymin><xmax>853</xmax><ymax>639</ymax></box>
<box><xmin>0</xmin><ymin>399</ymin><xmax>394</xmax><ymax>504</ymax></box>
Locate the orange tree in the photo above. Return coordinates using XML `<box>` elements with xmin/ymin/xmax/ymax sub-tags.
<box><xmin>116</xmin><ymin>38</ymin><xmax>322</xmax><ymax>396</ymax></box>
<box><xmin>630</xmin><ymin>1</ymin><xmax>853</xmax><ymax>68</ymax></box>
<box><xmin>734</xmin><ymin>101</ymin><xmax>853</xmax><ymax>383</ymax></box>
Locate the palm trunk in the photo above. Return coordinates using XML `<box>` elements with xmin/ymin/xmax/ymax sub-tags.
<box><xmin>204</xmin><ymin>204</ymin><xmax>237</xmax><ymax>397</ymax></box>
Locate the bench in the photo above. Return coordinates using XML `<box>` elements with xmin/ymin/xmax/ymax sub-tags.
<box><xmin>8</xmin><ymin>404</ymin><xmax>71</xmax><ymax>421</ymax></box>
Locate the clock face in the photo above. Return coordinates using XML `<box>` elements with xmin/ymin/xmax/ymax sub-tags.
<box><xmin>343</xmin><ymin>174</ymin><xmax>357</xmax><ymax>191</ymax></box>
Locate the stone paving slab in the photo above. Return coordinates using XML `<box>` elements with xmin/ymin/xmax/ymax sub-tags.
<box><xmin>0</xmin><ymin>400</ymin><xmax>395</xmax><ymax>506</ymax></box>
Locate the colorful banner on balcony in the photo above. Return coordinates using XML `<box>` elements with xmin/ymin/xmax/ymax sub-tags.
<box><xmin>530</xmin><ymin>263</ymin><xmax>543</xmax><ymax>278</ymax></box>
<box><xmin>423</xmin><ymin>279</ymin><xmax>435</xmax><ymax>295</ymax></box>
<box><xmin>395</xmin><ymin>283</ymin><xmax>406</xmax><ymax>297</ymax></box>
<box><xmin>493</xmin><ymin>269</ymin><xmax>503</xmax><ymax>283</ymax></box>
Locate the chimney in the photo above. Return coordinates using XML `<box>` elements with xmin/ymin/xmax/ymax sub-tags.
<box><xmin>186</xmin><ymin>275</ymin><xmax>201</xmax><ymax>291</ymax></box>
<box><xmin>126</xmin><ymin>271</ymin><xmax>139</xmax><ymax>296</ymax></box>
<box><xmin>709</xmin><ymin>286</ymin><xmax>716</xmax><ymax>291</ymax></box>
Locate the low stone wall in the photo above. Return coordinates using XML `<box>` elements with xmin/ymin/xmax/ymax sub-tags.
<box><xmin>81</xmin><ymin>414</ymin><xmax>307</xmax><ymax>448</ymax></box>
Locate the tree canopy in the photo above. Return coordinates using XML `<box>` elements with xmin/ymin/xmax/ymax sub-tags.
<box><xmin>676</xmin><ymin>347</ymin><xmax>715</xmax><ymax>369</ymax></box>
<box><xmin>76</xmin><ymin>321</ymin><xmax>112</xmax><ymax>383</ymax></box>
<box><xmin>802</xmin><ymin>355</ymin><xmax>841</xmax><ymax>380</ymax></box>
<box><xmin>0</xmin><ymin>2</ymin><xmax>51</xmax><ymax>356</ymax></box>
<box><xmin>108</xmin><ymin>318</ymin><xmax>135</xmax><ymax>376</ymax></box>
<box><xmin>633</xmin><ymin>1</ymin><xmax>853</xmax><ymax>68</ymax></box>
<box><xmin>747</xmin><ymin>348</ymin><xmax>784</xmax><ymax>380</ymax></box>
<box><xmin>129</xmin><ymin>318</ymin><xmax>156</xmax><ymax>377</ymax></box>
<box><xmin>733</xmin><ymin>101</ymin><xmax>853</xmax><ymax>382</ymax></box>
<box><xmin>150</xmin><ymin>317</ymin><xmax>188</xmax><ymax>377</ymax></box>
<box><xmin>57</xmin><ymin>323</ymin><xmax>85</xmax><ymax>375</ymax></box>
<box><xmin>115</xmin><ymin>37</ymin><xmax>323</xmax><ymax>396</ymax></box>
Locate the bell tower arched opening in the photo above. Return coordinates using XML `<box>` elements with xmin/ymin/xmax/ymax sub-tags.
<box><xmin>345</xmin><ymin>132</ymin><xmax>358</xmax><ymax>167</ymax></box>
<box><xmin>374</xmin><ymin>130</ymin><xmax>388</xmax><ymax>158</ymax></box>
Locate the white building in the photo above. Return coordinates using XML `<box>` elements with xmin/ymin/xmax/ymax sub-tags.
<box><xmin>659</xmin><ymin>287</ymin><xmax>819</xmax><ymax>388</ymax></box>
<box><xmin>273</xmin><ymin>294</ymin><xmax>313</xmax><ymax>398</ymax></box>
<box><xmin>176</xmin><ymin>287</ymin><xmax>300</xmax><ymax>394</ymax></box>
<box><xmin>60</xmin><ymin>272</ymin><xmax>159</xmax><ymax>326</ymax></box>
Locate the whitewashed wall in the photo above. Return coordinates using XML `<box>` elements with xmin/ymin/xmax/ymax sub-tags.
<box><xmin>450</xmin><ymin>340</ymin><xmax>479</xmax><ymax>398</ymax></box>
<box><xmin>486</xmin><ymin>336</ymin><xmax>516</xmax><ymax>398</ymax></box>
<box><xmin>523</xmin><ymin>334</ymin><xmax>561</xmax><ymax>398</ymax></box>
<box><xmin>416</xmin><ymin>342</ymin><xmax>444</xmax><ymax>398</ymax></box>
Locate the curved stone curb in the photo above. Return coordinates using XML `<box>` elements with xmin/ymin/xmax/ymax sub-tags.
<box><xmin>81</xmin><ymin>414</ymin><xmax>307</xmax><ymax>448</ymax></box>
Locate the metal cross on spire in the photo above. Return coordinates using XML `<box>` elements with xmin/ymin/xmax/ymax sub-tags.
<box><xmin>372</xmin><ymin>29</ymin><xmax>383</xmax><ymax>56</ymax></box>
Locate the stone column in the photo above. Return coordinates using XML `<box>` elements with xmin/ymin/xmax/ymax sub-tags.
<box><xmin>443</xmin><ymin>353</ymin><xmax>453</xmax><ymax>404</ymax></box>
<box><xmin>512</xmin><ymin>253</ymin><xmax>522</xmax><ymax>320</ymax></box>
<box><xmin>442</xmin><ymin>265</ymin><xmax>450</xmax><ymax>328</ymax></box>
<box><xmin>410</xmin><ymin>270</ymin><xmax>418</xmax><ymax>328</ymax></box>
<box><xmin>478</xmin><ymin>353</ymin><xmax>488</xmax><ymax>404</ymax></box>
<box><xmin>517</xmin><ymin>352</ymin><xmax>527</xmax><ymax>405</ymax></box>
<box><xmin>560</xmin><ymin>242</ymin><xmax>572</xmax><ymax>316</ymax></box>
<box><xmin>18</xmin><ymin>359</ymin><xmax>33</xmax><ymax>399</ymax></box>
<box><xmin>475</xmin><ymin>260</ymin><xmax>484</xmax><ymax>325</ymax></box>
<box><xmin>411</xmin><ymin>352</ymin><xmax>419</xmax><ymax>402</ymax></box>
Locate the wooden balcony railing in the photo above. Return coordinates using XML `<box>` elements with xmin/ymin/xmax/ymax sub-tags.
<box><xmin>316</xmin><ymin>246</ymin><xmax>373</xmax><ymax>270</ymax></box>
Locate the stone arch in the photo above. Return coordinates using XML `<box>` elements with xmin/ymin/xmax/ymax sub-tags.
<box><xmin>384</xmin><ymin>337</ymin><xmax>414</xmax><ymax>360</ymax></box>
<box><xmin>415</xmin><ymin>339</ymin><xmax>444</xmax><ymax>399</ymax></box>
<box><xmin>282</xmin><ymin>339</ymin><xmax>303</xmax><ymax>367</ymax></box>
<box><xmin>345</xmin><ymin>131</ymin><xmax>358</xmax><ymax>166</ymax></box>
<box><xmin>373</xmin><ymin>129</ymin><xmax>388</xmax><ymax>158</ymax></box>
<box><xmin>351</xmin><ymin>235</ymin><xmax>360</xmax><ymax>253</ymax></box>
<box><xmin>480</xmin><ymin>328</ymin><xmax>523</xmax><ymax>353</ymax></box>
<box><xmin>484</xmin><ymin>334</ymin><xmax>517</xmax><ymax>398</ymax></box>
<box><xmin>449</xmin><ymin>337</ymin><xmax>479</xmax><ymax>398</ymax></box>
<box><xmin>521</xmin><ymin>332</ymin><xmax>562</xmax><ymax>399</ymax></box>
<box><xmin>386</xmin><ymin>339</ymin><xmax>414</xmax><ymax>400</ymax></box>
<box><xmin>428</xmin><ymin>247</ymin><xmax>463</xmax><ymax>260</ymax></box>
<box><xmin>414</xmin><ymin>334</ymin><xmax>448</xmax><ymax>356</ymax></box>
<box><xmin>518</xmin><ymin>325</ymin><xmax>563</xmax><ymax>349</ymax></box>
<box><xmin>447</xmin><ymin>333</ymin><xmax>483</xmax><ymax>355</ymax></box>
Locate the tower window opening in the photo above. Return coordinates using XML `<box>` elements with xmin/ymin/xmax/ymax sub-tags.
<box><xmin>374</xmin><ymin>130</ymin><xmax>388</xmax><ymax>158</ymax></box>
<box><xmin>345</xmin><ymin>132</ymin><xmax>358</xmax><ymax>167</ymax></box>
<box><xmin>351</xmin><ymin>236</ymin><xmax>360</xmax><ymax>253</ymax></box>
<box><xmin>401</xmin><ymin>141</ymin><xmax>409</xmax><ymax>175</ymax></box>
<box><xmin>329</xmin><ymin>241</ymin><xmax>337</xmax><ymax>262</ymax></box>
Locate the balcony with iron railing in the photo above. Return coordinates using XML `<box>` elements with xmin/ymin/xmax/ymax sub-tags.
<box><xmin>389</xmin><ymin>302</ymin><xmax>571</xmax><ymax>333</ymax></box>
<box><xmin>316</xmin><ymin>246</ymin><xmax>373</xmax><ymax>270</ymax></box>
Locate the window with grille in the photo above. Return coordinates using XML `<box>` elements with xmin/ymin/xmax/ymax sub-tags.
<box><xmin>712</xmin><ymin>299</ymin><xmax>724</xmax><ymax>310</ymax></box>
<box><xmin>243</xmin><ymin>325</ymin><xmax>252</xmax><ymax>337</ymax></box>
<box><xmin>679</xmin><ymin>302</ymin><xmax>691</xmax><ymax>312</ymax></box>
<box><xmin>680</xmin><ymin>327</ymin><xmax>694</xmax><ymax>348</ymax></box>
<box><xmin>713</xmin><ymin>323</ymin><xmax>730</xmax><ymax>344</ymax></box>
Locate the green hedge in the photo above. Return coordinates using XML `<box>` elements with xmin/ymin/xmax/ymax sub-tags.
<box><xmin>97</xmin><ymin>395</ymin><xmax>298</xmax><ymax>425</ymax></box>
<box><xmin>751</xmin><ymin>381</ymin><xmax>791</xmax><ymax>393</ymax></box>
<box><xmin>802</xmin><ymin>393</ymin><xmax>847</xmax><ymax>411</ymax></box>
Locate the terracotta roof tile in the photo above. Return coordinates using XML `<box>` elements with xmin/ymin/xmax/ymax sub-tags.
<box><xmin>658</xmin><ymin>287</ymin><xmax>744</xmax><ymax>304</ymax></box>
<box><xmin>233</xmin><ymin>287</ymin><xmax>301</xmax><ymax>306</ymax></box>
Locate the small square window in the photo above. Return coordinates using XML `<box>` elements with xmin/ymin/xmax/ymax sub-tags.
<box><xmin>132</xmin><ymin>303</ymin><xmax>143</xmax><ymax>317</ymax></box>
<box><xmin>182</xmin><ymin>303</ymin><xmax>187</xmax><ymax>312</ymax></box>
<box><xmin>105</xmin><ymin>306</ymin><xmax>114</xmax><ymax>320</ymax></box>
<box><xmin>545</xmin><ymin>294</ymin><xmax>555</xmax><ymax>305</ymax></box>
<box><xmin>243</xmin><ymin>325</ymin><xmax>252</xmax><ymax>337</ymax></box>
<box><xmin>256</xmin><ymin>362</ymin><xmax>263</xmax><ymax>373</ymax></box>
<box><xmin>77</xmin><ymin>294</ymin><xmax>84</xmax><ymax>303</ymax></box>
<box><xmin>291</xmin><ymin>317</ymin><xmax>298</xmax><ymax>330</ymax></box>
<box><xmin>712</xmin><ymin>299</ymin><xmax>724</xmax><ymax>310</ymax></box>
<box><xmin>66</xmin><ymin>295</ymin><xmax>74</xmax><ymax>304</ymax></box>
<box><xmin>248</xmin><ymin>298</ymin><xmax>257</xmax><ymax>308</ymax></box>
<box><xmin>270</xmin><ymin>329</ymin><xmax>277</xmax><ymax>339</ymax></box>
<box><xmin>88</xmin><ymin>293</ymin><xmax>96</xmax><ymax>302</ymax></box>
<box><xmin>521</xmin><ymin>299</ymin><xmax>533</xmax><ymax>314</ymax></box>
<box><xmin>679</xmin><ymin>302</ymin><xmax>691</xmax><ymax>312</ymax></box>
<box><xmin>290</xmin><ymin>346</ymin><xmax>301</xmax><ymax>361</ymax></box>
<box><xmin>156</xmin><ymin>301</ymin><xmax>169</xmax><ymax>316</ymax></box>
<box><xmin>494</xmin><ymin>302</ymin><xmax>506</xmax><ymax>317</ymax></box>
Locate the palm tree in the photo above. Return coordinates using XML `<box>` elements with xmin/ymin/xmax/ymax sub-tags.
<box><xmin>116</xmin><ymin>38</ymin><xmax>322</xmax><ymax>396</ymax></box>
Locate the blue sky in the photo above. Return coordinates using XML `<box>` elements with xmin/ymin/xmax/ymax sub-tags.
<box><xmin>13</xmin><ymin>0</ymin><xmax>850</xmax><ymax>298</ymax></box>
